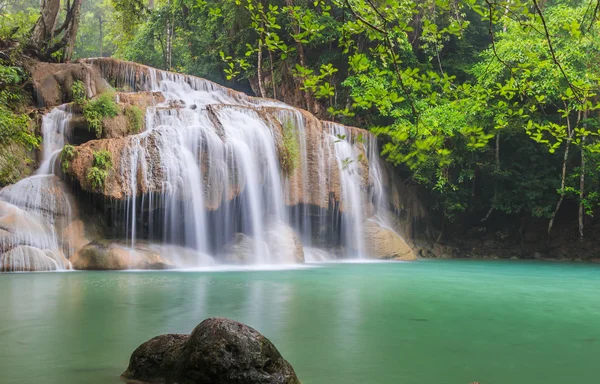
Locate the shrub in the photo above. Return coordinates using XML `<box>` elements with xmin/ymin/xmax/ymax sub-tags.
<box><xmin>125</xmin><ymin>105</ymin><xmax>144</xmax><ymax>134</ymax></box>
<box><xmin>83</xmin><ymin>93</ymin><xmax>119</xmax><ymax>139</ymax></box>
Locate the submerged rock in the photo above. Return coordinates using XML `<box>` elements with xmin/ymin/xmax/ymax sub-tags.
<box><xmin>363</xmin><ymin>219</ymin><xmax>415</xmax><ymax>260</ymax></box>
<box><xmin>224</xmin><ymin>223</ymin><xmax>304</xmax><ymax>264</ymax></box>
<box><xmin>122</xmin><ymin>317</ymin><xmax>301</xmax><ymax>384</ymax></box>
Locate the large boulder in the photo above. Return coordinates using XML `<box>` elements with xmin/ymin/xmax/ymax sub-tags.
<box><xmin>71</xmin><ymin>241</ymin><xmax>215</xmax><ymax>270</ymax></box>
<box><xmin>122</xmin><ymin>317</ymin><xmax>301</xmax><ymax>384</ymax></box>
<box><xmin>363</xmin><ymin>219</ymin><xmax>416</xmax><ymax>260</ymax></box>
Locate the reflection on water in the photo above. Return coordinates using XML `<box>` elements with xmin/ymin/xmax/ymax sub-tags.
<box><xmin>1</xmin><ymin>260</ymin><xmax>600</xmax><ymax>384</ymax></box>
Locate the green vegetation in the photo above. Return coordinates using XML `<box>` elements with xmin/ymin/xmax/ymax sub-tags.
<box><xmin>280</xmin><ymin>118</ymin><xmax>299</xmax><ymax>175</ymax></box>
<box><xmin>82</xmin><ymin>93</ymin><xmax>119</xmax><ymax>139</ymax></box>
<box><xmin>87</xmin><ymin>150</ymin><xmax>113</xmax><ymax>190</ymax></box>
<box><xmin>125</xmin><ymin>105</ymin><xmax>144</xmax><ymax>134</ymax></box>
<box><xmin>71</xmin><ymin>80</ymin><xmax>86</xmax><ymax>106</ymax></box>
<box><xmin>100</xmin><ymin>0</ymin><xmax>600</xmax><ymax>240</ymax></box>
<box><xmin>0</xmin><ymin>61</ymin><xmax>39</xmax><ymax>186</ymax></box>
<box><xmin>2</xmin><ymin>0</ymin><xmax>600</xmax><ymax>240</ymax></box>
<box><xmin>0</xmin><ymin>65</ymin><xmax>38</xmax><ymax>149</ymax></box>
<box><xmin>60</xmin><ymin>144</ymin><xmax>77</xmax><ymax>174</ymax></box>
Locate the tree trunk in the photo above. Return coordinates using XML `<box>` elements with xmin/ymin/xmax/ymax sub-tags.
<box><xmin>481</xmin><ymin>132</ymin><xmax>500</xmax><ymax>222</ymax></box>
<box><xmin>166</xmin><ymin>0</ymin><xmax>173</xmax><ymax>69</ymax></box>
<box><xmin>31</xmin><ymin>0</ymin><xmax>61</xmax><ymax>50</ymax></box>
<box><xmin>99</xmin><ymin>15</ymin><xmax>104</xmax><ymax>57</ymax></box>
<box><xmin>283</xmin><ymin>0</ymin><xmax>312</xmax><ymax>111</ymax></box>
<box><xmin>257</xmin><ymin>36</ymin><xmax>266</xmax><ymax>98</ymax></box>
<box><xmin>268</xmin><ymin>48</ymin><xmax>276</xmax><ymax>99</ymax></box>
<box><xmin>579</xmin><ymin>113</ymin><xmax>587</xmax><ymax>241</ymax></box>
<box><xmin>547</xmin><ymin>117</ymin><xmax>575</xmax><ymax>239</ymax></box>
<box><xmin>63</xmin><ymin>0</ymin><xmax>82</xmax><ymax>61</ymax></box>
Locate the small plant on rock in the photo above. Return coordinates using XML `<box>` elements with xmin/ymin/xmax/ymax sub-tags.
<box><xmin>60</xmin><ymin>144</ymin><xmax>76</xmax><ymax>173</ymax></box>
<box><xmin>71</xmin><ymin>80</ymin><xmax>86</xmax><ymax>106</ymax></box>
<box><xmin>86</xmin><ymin>150</ymin><xmax>112</xmax><ymax>190</ymax></box>
<box><xmin>280</xmin><ymin>119</ymin><xmax>299</xmax><ymax>175</ymax></box>
<box><xmin>83</xmin><ymin>93</ymin><xmax>119</xmax><ymax>139</ymax></box>
<box><xmin>125</xmin><ymin>105</ymin><xmax>144</xmax><ymax>134</ymax></box>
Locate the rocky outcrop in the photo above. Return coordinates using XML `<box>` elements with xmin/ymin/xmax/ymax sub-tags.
<box><xmin>28</xmin><ymin>61</ymin><xmax>109</xmax><ymax>107</ymax></box>
<box><xmin>363</xmin><ymin>219</ymin><xmax>416</xmax><ymax>260</ymax></box>
<box><xmin>122</xmin><ymin>317</ymin><xmax>300</xmax><ymax>384</ymax></box>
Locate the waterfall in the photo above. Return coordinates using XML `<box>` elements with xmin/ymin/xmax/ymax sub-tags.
<box><xmin>100</xmin><ymin>67</ymin><xmax>400</xmax><ymax>264</ymax></box>
<box><xmin>1</xmin><ymin>58</ymin><xmax>414</xmax><ymax>271</ymax></box>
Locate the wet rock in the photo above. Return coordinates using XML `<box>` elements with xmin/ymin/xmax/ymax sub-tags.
<box><xmin>71</xmin><ymin>241</ymin><xmax>215</xmax><ymax>270</ymax></box>
<box><xmin>122</xmin><ymin>317</ymin><xmax>301</xmax><ymax>384</ymax></box>
<box><xmin>265</xmin><ymin>222</ymin><xmax>304</xmax><ymax>263</ymax></box>
<box><xmin>363</xmin><ymin>219</ymin><xmax>415</xmax><ymax>260</ymax></box>
<box><xmin>72</xmin><ymin>242</ymin><xmax>171</xmax><ymax>270</ymax></box>
<box><xmin>224</xmin><ymin>233</ymin><xmax>257</xmax><ymax>263</ymax></box>
<box><xmin>0</xmin><ymin>192</ymin><xmax>77</xmax><ymax>271</ymax></box>
<box><xmin>225</xmin><ymin>223</ymin><xmax>304</xmax><ymax>264</ymax></box>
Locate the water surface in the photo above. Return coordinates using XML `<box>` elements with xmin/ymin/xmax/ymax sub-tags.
<box><xmin>1</xmin><ymin>260</ymin><xmax>599</xmax><ymax>384</ymax></box>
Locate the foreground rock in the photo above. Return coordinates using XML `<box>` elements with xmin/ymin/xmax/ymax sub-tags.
<box><xmin>122</xmin><ymin>317</ymin><xmax>301</xmax><ymax>384</ymax></box>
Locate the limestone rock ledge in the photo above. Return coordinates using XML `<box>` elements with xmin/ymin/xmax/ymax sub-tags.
<box><xmin>122</xmin><ymin>317</ymin><xmax>301</xmax><ymax>384</ymax></box>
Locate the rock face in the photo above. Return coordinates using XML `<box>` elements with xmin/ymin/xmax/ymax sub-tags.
<box><xmin>363</xmin><ymin>219</ymin><xmax>416</xmax><ymax>260</ymax></box>
<box><xmin>28</xmin><ymin>61</ymin><xmax>109</xmax><ymax>107</ymax></box>
<box><xmin>122</xmin><ymin>317</ymin><xmax>300</xmax><ymax>384</ymax></box>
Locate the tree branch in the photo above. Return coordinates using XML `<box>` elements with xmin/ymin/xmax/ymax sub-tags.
<box><xmin>532</xmin><ymin>0</ymin><xmax>583</xmax><ymax>103</ymax></box>
<box><xmin>344</xmin><ymin>0</ymin><xmax>419</xmax><ymax>124</ymax></box>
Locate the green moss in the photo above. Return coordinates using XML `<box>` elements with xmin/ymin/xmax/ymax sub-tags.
<box><xmin>60</xmin><ymin>144</ymin><xmax>76</xmax><ymax>174</ymax></box>
<box><xmin>82</xmin><ymin>93</ymin><xmax>119</xmax><ymax>139</ymax></box>
<box><xmin>125</xmin><ymin>105</ymin><xmax>144</xmax><ymax>134</ymax></box>
<box><xmin>86</xmin><ymin>150</ymin><xmax>113</xmax><ymax>190</ymax></box>
<box><xmin>280</xmin><ymin>119</ymin><xmax>299</xmax><ymax>175</ymax></box>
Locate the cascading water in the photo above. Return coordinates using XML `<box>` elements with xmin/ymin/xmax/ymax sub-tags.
<box><xmin>99</xmin><ymin>63</ymin><xmax>406</xmax><ymax>264</ymax></box>
<box><xmin>1</xmin><ymin>58</ymin><xmax>414</xmax><ymax>271</ymax></box>
<box><xmin>0</xmin><ymin>107</ymin><xmax>74</xmax><ymax>271</ymax></box>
